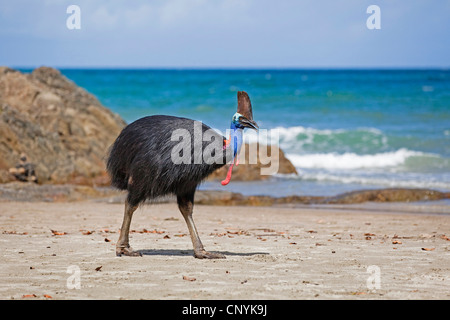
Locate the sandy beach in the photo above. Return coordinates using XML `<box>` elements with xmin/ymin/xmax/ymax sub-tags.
<box><xmin>1</xmin><ymin>198</ymin><xmax>449</xmax><ymax>300</ymax></box>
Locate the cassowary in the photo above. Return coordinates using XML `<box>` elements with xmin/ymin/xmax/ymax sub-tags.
<box><xmin>106</xmin><ymin>91</ymin><xmax>258</xmax><ymax>259</ymax></box>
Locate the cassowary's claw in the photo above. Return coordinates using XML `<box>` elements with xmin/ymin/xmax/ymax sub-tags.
<box><xmin>116</xmin><ymin>245</ymin><xmax>142</xmax><ymax>257</ymax></box>
<box><xmin>194</xmin><ymin>250</ymin><xmax>226</xmax><ymax>259</ymax></box>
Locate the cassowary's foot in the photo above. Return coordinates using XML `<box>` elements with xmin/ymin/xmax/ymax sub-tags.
<box><xmin>194</xmin><ymin>250</ymin><xmax>226</xmax><ymax>259</ymax></box>
<box><xmin>116</xmin><ymin>245</ymin><xmax>142</xmax><ymax>257</ymax></box>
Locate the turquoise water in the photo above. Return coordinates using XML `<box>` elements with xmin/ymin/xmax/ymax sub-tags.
<box><xmin>57</xmin><ymin>69</ymin><xmax>450</xmax><ymax>196</ymax></box>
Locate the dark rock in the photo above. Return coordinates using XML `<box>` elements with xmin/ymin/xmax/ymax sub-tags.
<box><xmin>323</xmin><ymin>188</ymin><xmax>448</xmax><ymax>204</ymax></box>
<box><xmin>207</xmin><ymin>143</ymin><xmax>298</xmax><ymax>181</ymax></box>
<box><xmin>194</xmin><ymin>188</ymin><xmax>449</xmax><ymax>206</ymax></box>
<box><xmin>0</xmin><ymin>182</ymin><xmax>446</xmax><ymax>205</ymax></box>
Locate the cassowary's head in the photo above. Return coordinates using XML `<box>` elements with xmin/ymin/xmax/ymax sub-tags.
<box><xmin>232</xmin><ymin>91</ymin><xmax>258</xmax><ymax>131</ymax></box>
<box><xmin>230</xmin><ymin>112</ymin><xmax>258</xmax><ymax>130</ymax></box>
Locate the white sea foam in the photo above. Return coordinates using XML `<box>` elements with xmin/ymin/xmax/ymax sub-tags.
<box><xmin>297</xmin><ymin>171</ymin><xmax>450</xmax><ymax>190</ymax></box>
<box><xmin>243</xmin><ymin>126</ymin><xmax>448</xmax><ymax>192</ymax></box>
<box><xmin>244</xmin><ymin>125</ymin><xmax>387</xmax><ymax>151</ymax></box>
<box><xmin>285</xmin><ymin>148</ymin><xmax>427</xmax><ymax>169</ymax></box>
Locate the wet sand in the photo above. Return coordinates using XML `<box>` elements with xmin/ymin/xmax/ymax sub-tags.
<box><xmin>0</xmin><ymin>200</ymin><xmax>449</xmax><ymax>300</ymax></box>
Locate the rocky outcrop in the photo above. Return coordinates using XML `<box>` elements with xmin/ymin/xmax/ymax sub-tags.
<box><xmin>323</xmin><ymin>188</ymin><xmax>448</xmax><ymax>204</ymax></box>
<box><xmin>195</xmin><ymin>188</ymin><xmax>449</xmax><ymax>206</ymax></box>
<box><xmin>207</xmin><ymin>143</ymin><xmax>297</xmax><ymax>181</ymax></box>
<box><xmin>0</xmin><ymin>66</ymin><xmax>126</xmax><ymax>184</ymax></box>
<box><xmin>0</xmin><ymin>182</ymin><xmax>446</xmax><ymax>205</ymax></box>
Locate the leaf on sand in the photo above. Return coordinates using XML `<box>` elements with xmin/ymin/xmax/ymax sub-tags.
<box><xmin>392</xmin><ymin>240</ymin><xmax>402</xmax><ymax>244</ymax></box>
<box><xmin>421</xmin><ymin>248</ymin><xmax>435</xmax><ymax>251</ymax></box>
<box><xmin>130</xmin><ymin>228</ymin><xmax>165</xmax><ymax>234</ymax></box>
<box><xmin>43</xmin><ymin>294</ymin><xmax>52</xmax><ymax>299</ymax></box>
<box><xmin>22</xmin><ymin>294</ymin><xmax>37</xmax><ymax>298</ymax></box>
<box><xmin>95</xmin><ymin>266</ymin><xmax>102</xmax><ymax>272</ymax></box>
<box><xmin>227</xmin><ymin>230</ymin><xmax>248</xmax><ymax>235</ymax></box>
<box><xmin>141</xmin><ymin>229</ymin><xmax>165</xmax><ymax>234</ymax></box>
<box><xmin>3</xmin><ymin>231</ymin><xmax>28</xmax><ymax>235</ymax></box>
<box><xmin>51</xmin><ymin>230</ymin><xmax>67</xmax><ymax>236</ymax></box>
<box><xmin>183</xmin><ymin>275</ymin><xmax>196</xmax><ymax>281</ymax></box>
<box><xmin>210</xmin><ymin>232</ymin><xmax>226</xmax><ymax>237</ymax></box>
<box><xmin>104</xmin><ymin>238</ymin><xmax>111</xmax><ymax>242</ymax></box>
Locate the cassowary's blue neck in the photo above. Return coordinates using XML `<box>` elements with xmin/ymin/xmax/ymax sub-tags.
<box><xmin>220</xmin><ymin>123</ymin><xmax>243</xmax><ymax>186</ymax></box>
<box><xmin>229</xmin><ymin>123</ymin><xmax>243</xmax><ymax>158</ymax></box>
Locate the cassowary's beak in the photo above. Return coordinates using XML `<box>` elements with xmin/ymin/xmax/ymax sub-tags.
<box><xmin>238</xmin><ymin>116</ymin><xmax>259</xmax><ymax>131</ymax></box>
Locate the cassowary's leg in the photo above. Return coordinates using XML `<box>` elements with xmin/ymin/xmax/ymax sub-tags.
<box><xmin>116</xmin><ymin>199</ymin><xmax>141</xmax><ymax>256</ymax></box>
<box><xmin>177</xmin><ymin>193</ymin><xmax>225</xmax><ymax>259</ymax></box>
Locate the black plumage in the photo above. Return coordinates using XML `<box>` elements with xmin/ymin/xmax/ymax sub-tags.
<box><xmin>107</xmin><ymin>115</ymin><xmax>227</xmax><ymax>206</ymax></box>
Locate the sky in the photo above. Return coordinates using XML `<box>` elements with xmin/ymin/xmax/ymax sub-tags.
<box><xmin>0</xmin><ymin>0</ymin><xmax>449</xmax><ymax>68</ymax></box>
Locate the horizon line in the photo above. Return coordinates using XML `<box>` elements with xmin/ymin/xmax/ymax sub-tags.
<box><xmin>10</xmin><ymin>65</ymin><xmax>450</xmax><ymax>71</ymax></box>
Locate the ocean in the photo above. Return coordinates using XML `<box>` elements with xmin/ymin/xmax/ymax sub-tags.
<box><xmin>56</xmin><ymin>69</ymin><xmax>450</xmax><ymax>197</ymax></box>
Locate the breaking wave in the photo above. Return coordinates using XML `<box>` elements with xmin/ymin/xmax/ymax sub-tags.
<box><xmin>285</xmin><ymin>149</ymin><xmax>434</xmax><ymax>170</ymax></box>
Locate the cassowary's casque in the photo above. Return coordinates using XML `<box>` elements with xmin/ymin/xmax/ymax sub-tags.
<box><xmin>106</xmin><ymin>91</ymin><xmax>258</xmax><ymax>259</ymax></box>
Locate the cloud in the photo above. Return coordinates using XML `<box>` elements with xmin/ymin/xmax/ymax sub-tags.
<box><xmin>90</xmin><ymin>5</ymin><xmax>119</xmax><ymax>29</ymax></box>
<box><xmin>1</xmin><ymin>0</ymin><xmax>449</xmax><ymax>67</ymax></box>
